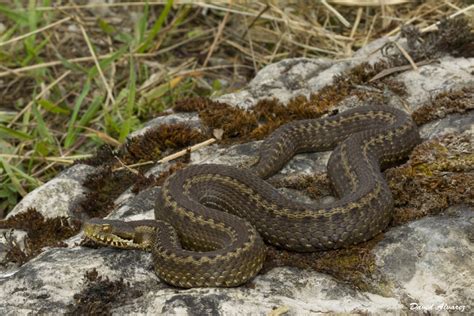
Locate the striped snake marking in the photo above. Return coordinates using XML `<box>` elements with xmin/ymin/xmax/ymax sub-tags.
<box><xmin>84</xmin><ymin>105</ymin><xmax>421</xmax><ymax>288</ymax></box>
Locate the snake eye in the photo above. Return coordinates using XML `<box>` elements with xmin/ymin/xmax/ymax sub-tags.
<box><xmin>102</xmin><ymin>224</ymin><xmax>112</xmax><ymax>233</ymax></box>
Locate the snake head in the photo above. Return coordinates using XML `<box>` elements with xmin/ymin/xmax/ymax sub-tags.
<box><xmin>83</xmin><ymin>218</ymin><xmax>157</xmax><ymax>250</ymax></box>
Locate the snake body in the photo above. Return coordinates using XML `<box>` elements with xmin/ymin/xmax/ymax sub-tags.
<box><xmin>84</xmin><ymin>105</ymin><xmax>420</xmax><ymax>288</ymax></box>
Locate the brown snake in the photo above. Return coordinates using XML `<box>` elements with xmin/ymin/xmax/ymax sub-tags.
<box><xmin>84</xmin><ymin>105</ymin><xmax>420</xmax><ymax>288</ymax></box>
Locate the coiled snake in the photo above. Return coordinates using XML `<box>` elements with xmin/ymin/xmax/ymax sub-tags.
<box><xmin>84</xmin><ymin>105</ymin><xmax>420</xmax><ymax>288</ymax></box>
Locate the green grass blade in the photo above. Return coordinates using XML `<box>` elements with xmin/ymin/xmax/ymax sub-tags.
<box><xmin>0</xmin><ymin>157</ymin><xmax>28</xmax><ymax>196</ymax></box>
<box><xmin>78</xmin><ymin>95</ymin><xmax>103</xmax><ymax>128</ymax></box>
<box><xmin>0</xmin><ymin>124</ymin><xmax>33</xmax><ymax>141</ymax></box>
<box><xmin>0</xmin><ymin>157</ymin><xmax>42</xmax><ymax>187</ymax></box>
<box><xmin>64</xmin><ymin>80</ymin><xmax>91</xmax><ymax>148</ymax></box>
<box><xmin>137</xmin><ymin>0</ymin><xmax>173</xmax><ymax>53</ymax></box>
<box><xmin>38</xmin><ymin>99</ymin><xmax>71</xmax><ymax>115</ymax></box>
<box><xmin>87</xmin><ymin>45</ymin><xmax>128</xmax><ymax>78</ymax></box>
<box><xmin>136</xmin><ymin>2</ymin><xmax>150</xmax><ymax>44</ymax></box>
<box><xmin>31</xmin><ymin>103</ymin><xmax>54</xmax><ymax>144</ymax></box>
<box><xmin>0</xmin><ymin>4</ymin><xmax>28</xmax><ymax>23</ymax></box>
<box><xmin>119</xmin><ymin>56</ymin><xmax>137</xmax><ymax>142</ymax></box>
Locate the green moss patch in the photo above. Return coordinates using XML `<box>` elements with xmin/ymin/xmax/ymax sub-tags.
<box><xmin>386</xmin><ymin>132</ymin><xmax>473</xmax><ymax>225</ymax></box>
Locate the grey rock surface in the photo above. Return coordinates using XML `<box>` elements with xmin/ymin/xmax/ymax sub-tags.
<box><xmin>1</xmin><ymin>36</ymin><xmax>473</xmax><ymax>314</ymax></box>
<box><xmin>374</xmin><ymin>207</ymin><xmax>473</xmax><ymax>313</ymax></box>
<box><xmin>6</xmin><ymin>164</ymin><xmax>96</xmax><ymax>219</ymax></box>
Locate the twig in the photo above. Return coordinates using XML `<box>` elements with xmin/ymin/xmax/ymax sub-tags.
<box><xmin>78</xmin><ymin>125</ymin><xmax>121</xmax><ymax>147</ymax></box>
<box><xmin>77</xmin><ymin>18</ymin><xmax>115</xmax><ymax>105</ymax></box>
<box><xmin>345</xmin><ymin>7</ymin><xmax>363</xmax><ymax>55</ymax></box>
<box><xmin>361</xmin><ymin>13</ymin><xmax>378</xmax><ymax>48</ymax></box>
<box><xmin>113</xmin><ymin>138</ymin><xmax>217</xmax><ymax>171</ymax></box>
<box><xmin>0</xmin><ymin>153</ymin><xmax>91</xmax><ymax>164</ymax></box>
<box><xmin>7</xmin><ymin>70</ymin><xmax>71</xmax><ymax>128</ymax></box>
<box><xmin>350</xmin><ymin>7</ymin><xmax>363</xmax><ymax>39</ymax></box>
<box><xmin>240</xmin><ymin>3</ymin><xmax>270</xmax><ymax>39</ymax></box>
<box><xmin>393</xmin><ymin>41</ymin><xmax>417</xmax><ymax>71</ymax></box>
<box><xmin>0</xmin><ymin>52</ymin><xmax>157</xmax><ymax>78</ymax></box>
<box><xmin>327</xmin><ymin>0</ymin><xmax>411</xmax><ymax>5</ymax></box>
<box><xmin>421</xmin><ymin>4</ymin><xmax>473</xmax><ymax>33</ymax></box>
<box><xmin>203</xmin><ymin>5</ymin><xmax>232</xmax><ymax>67</ymax></box>
<box><xmin>0</xmin><ymin>16</ymin><xmax>72</xmax><ymax>47</ymax></box>
<box><xmin>114</xmin><ymin>156</ymin><xmax>139</xmax><ymax>175</ymax></box>
<box><xmin>369</xmin><ymin>59</ymin><xmax>434</xmax><ymax>82</ymax></box>
<box><xmin>321</xmin><ymin>0</ymin><xmax>351</xmax><ymax>28</ymax></box>
<box><xmin>244</xmin><ymin>16</ymin><xmax>258</xmax><ymax>73</ymax></box>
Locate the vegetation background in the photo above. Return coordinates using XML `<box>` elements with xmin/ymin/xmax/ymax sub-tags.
<box><xmin>0</xmin><ymin>0</ymin><xmax>473</xmax><ymax>217</ymax></box>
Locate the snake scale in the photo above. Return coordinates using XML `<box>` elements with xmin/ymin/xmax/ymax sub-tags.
<box><xmin>84</xmin><ymin>105</ymin><xmax>421</xmax><ymax>288</ymax></box>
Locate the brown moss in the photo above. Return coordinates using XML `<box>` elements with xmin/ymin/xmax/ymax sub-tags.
<box><xmin>420</xmin><ymin>18</ymin><xmax>474</xmax><ymax>58</ymax></box>
<box><xmin>398</xmin><ymin>17</ymin><xmax>474</xmax><ymax>63</ymax></box>
<box><xmin>130</xmin><ymin>174</ymin><xmax>157</xmax><ymax>194</ymax></box>
<box><xmin>412</xmin><ymin>87</ymin><xmax>474</xmax><ymax>125</ymax></box>
<box><xmin>66</xmin><ymin>268</ymin><xmax>142</xmax><ymax>316</ymax></box>
<box><xmin>174</xmin><ymin>61</ymin><xmax>411</xmax><ymax>143</ymax></box>
<box><xmin>124</xmin><ymin>123</ymin><xmax>206</xmax><ymax>163</ymax></box>
<box><xmin>75</xmin><ymin>145</ymin><xmax>116</xmax><ymax>167</ymax></box>
<box><xmin>386</xmin><ymin>132</ymin><xmax>473</xmax><ymax>225</ymax></box>
<box><xmin>0</xmin><ymin>208</ymin><xmax>81</xmax><ymax>265</ymax></box>
<box><xmin>173</xmin><ymin>96</ymin><xmax>212</xmax><ymax>112</ymax></box>
<box><xmin>249</xmin><ymin>96</ymin><xmax>327</xmax><ymax>140</ymax></box>
<box><xmin>78</xmin><ymin>123</ymin><xmax>206</xmax><ymax>219</ymax></box>
<box><xmin>80</xmin><ymin>167</ymin><xmax>140</xmax><ymax>219</ymax></box>
<box><xmin>199</xmin><ymin>100</ymin><xmax>258</xmax><ymax>140</ymax></box>
<box><xmin>129</xmin><ymin>162</ymin><xmax>189</xmax><ymax>194</ymax></box>
<box><xmin>264</xmin><ymin>235</ymin><xmax>383</xmax><ymax>291</ymax></box>
<box><xmin>76</xmin><ymin>123</ymin><xmax>205</xmax><ymax>172</ymax></box>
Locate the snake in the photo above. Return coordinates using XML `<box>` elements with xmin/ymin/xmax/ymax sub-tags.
<box><xmin>84</xmin><ymin>104</ymin><xmax>421</xmax><ymax>288</ymax></box>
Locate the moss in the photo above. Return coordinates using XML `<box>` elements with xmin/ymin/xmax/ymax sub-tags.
<box><xmin>264</xmin><ymin>235</ymin><xmax>384</xmax><ymax>291</ymax></box>
<box><xmin>173</xmin><ymin>96</ymin><xmax>212</xmax><ymax>112</ymax></box>
<box><xmin>77</xmin><ymin>122</ymin><xmax>205</xmax><ymax>175</ymax></box>
<box><xmin>249</xmin><ymin>96</ymin><xmax>326</xmax><ymax>140</ymax></box>
<box><xmin>124</xmin><ymin>123</ymin><xmax>206</xmax><ymax>163</ymax></box>
<box><xmin>130</xmin><ymin>162</ymin><xmax>189</xmax><ymax>194</ymax></box>
<box><xmin>66</xmin><ymin>268</ymin><xmax>142</xmax><ymax>315</ymax></box>
<box><xmin>0</xmin><ymin>208</ymin><xmax>81</xmax><ymax>265</ymax></box>
<box><xmin>75</xmin><ymin>145</ymin><xmax>116</xmax><ymax>167</ymax></box>
<box><xmin>417</xmin><ymin>18</ymin><xmax>474</xmax><ymax>58</ymax></box>
<box><xmin>412</xmin><ymin>87</ymin><xmax>474</xmax><ymax>125</ymax></box>
<box><xmin>199</xmin><ymin>100</ymin><xmax>258</xmax><ymax>140</ymax></box>
<box><xmin>398</xmin><ymin>17</ymin><xmax>474</xmax><ymax>62</ymax></box>
<box><xmin>130</xmin><ymin>174</ymin><xmax>158</xmax><ymax>194</ymax></box>
<box><xmin>78</xmin><ymin>123</ymin><xmax>206</xmax><ymax>219</ymax></box>
<box><xmin>80</xmin><ymin>167</ymin><xmax>139</xmax><ymax>219</ymax></box>
<box><xmin>386</xmin><ymin>132</ymin><xmax>473</xmax><ymax>225</ymax></box>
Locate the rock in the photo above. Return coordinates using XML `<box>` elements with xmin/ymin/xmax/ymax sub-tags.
<box><xmin>374</xmin><ymin>207</ymin><xmax>473</xmax><ymax>311</ymax></box>
<box><xmin>6</xmin><ymin>164</ymin><xmax>96</xmax><ymax>219</ymax></box>
<box><xmin>1</xmin><ymin>33</ymin><xmax>473</xmax><ymax>314</ymax></box>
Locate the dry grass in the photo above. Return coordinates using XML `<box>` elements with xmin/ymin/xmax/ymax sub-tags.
<box><xmin>0</xmin><ymin>0</ymin><xmax>472</xmax><ymax>217</ymax></box>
